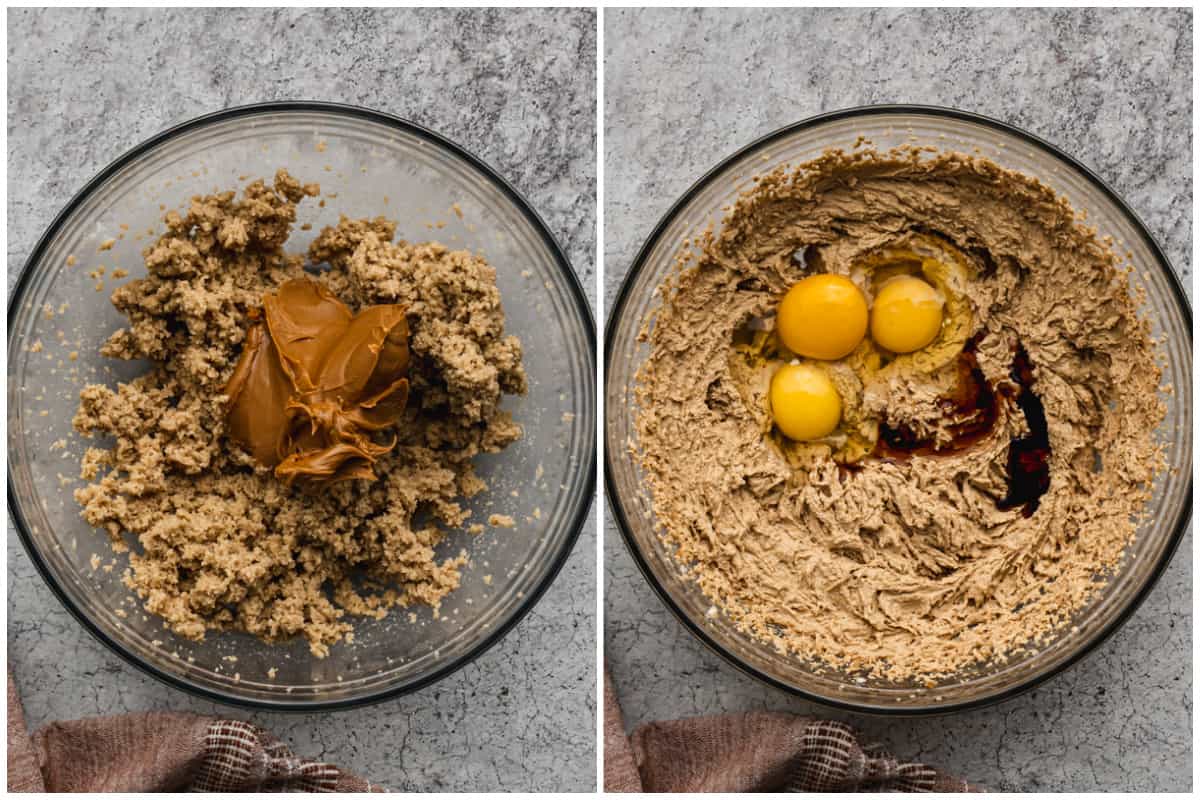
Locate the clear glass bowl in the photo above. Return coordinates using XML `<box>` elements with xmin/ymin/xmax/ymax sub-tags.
<box><xmin>605</xmin><ymin>106</ymin><xmax>1192</xmax><ymax>713</ymax></box>
<box><xmin>9</xmin><ymin>102</ymin><xmax>595</xmax><ymax>709</ymax></box>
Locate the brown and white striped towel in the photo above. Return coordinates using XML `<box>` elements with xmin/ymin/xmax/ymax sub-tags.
<box><xmin>7</xmin><ymin>671</ymin><xmax>379</xmax><ymax>792</ymax></box>
<box><xmin>604</xmin><ymin>668</ymin><xmax>979</xmax><ymax>792</ymax></box>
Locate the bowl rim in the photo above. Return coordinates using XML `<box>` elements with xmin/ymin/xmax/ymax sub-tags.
<box><xmin>604</xmin><ymin>102</ymin><xmax>1193</xmax><ymax>716</ymax></box>
<box><xmin>8</xmin><ymin>100</ymin><xmax>597</xmax><ymax>711</ymax></box>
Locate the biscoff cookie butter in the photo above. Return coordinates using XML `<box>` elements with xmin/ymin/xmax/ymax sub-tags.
<box><xmin>73</xmin><ymin>170</ymin><xmax>527</xmax><ymax>656</ymax></box>
<box><xmin>634</xmin><ymin>147</ymin><xmax>1167</xmax><ymax>682</ymax></box>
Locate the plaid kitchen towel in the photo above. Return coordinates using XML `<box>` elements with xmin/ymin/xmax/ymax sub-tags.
<box><xmin>604</xmin><ymin>666</ymin><xmax>980</xmax><ymax>792</ymax></box>
<box><xmin>8</xmin><ymin>670</ymin><xmax>380</xmax><ymax>792</ymax></box>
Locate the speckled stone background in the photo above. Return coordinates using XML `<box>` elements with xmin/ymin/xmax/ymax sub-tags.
<box><xmin>8</xmin><ymin>7</ymin><xmax>596</xmax><ymax>792</ymax></box>
<box><xmin>605</xmin><ymin>8</ymin><xmax>1191</xmax><ymax>793</ymax></box>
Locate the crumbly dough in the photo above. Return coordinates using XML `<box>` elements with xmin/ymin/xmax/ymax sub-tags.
<box><xmin>74</xmin><ymin>170</ymin><xmax>526</xmax><ymax>656</ymax></box>
<box><xmin>635</xmin><ymin>147</ymin><xmax>1166</xmax><ymax>682</ymax></box>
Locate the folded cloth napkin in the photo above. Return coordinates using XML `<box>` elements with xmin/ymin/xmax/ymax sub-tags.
<box><xmin>604</xmin><ymin>668</ymin><xmax>979</xmax><ymax>792</ymax></box>
<box><xmin>7</xmin><ymin>671</ymin><xmax>380</xmax><ymax>792</ymax></box>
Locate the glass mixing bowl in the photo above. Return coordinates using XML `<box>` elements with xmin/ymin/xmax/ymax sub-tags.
<box><xmin>9</xmin><ymin>102</ymin><xmax>595</xmax><ymax>709</ymax></box>
<box><xmin>605</xmin><ymin>105</ymin><xmax>1191</xmax><ymax>714</ymax></box>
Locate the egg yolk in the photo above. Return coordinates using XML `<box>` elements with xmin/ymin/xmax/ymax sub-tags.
<box><xmin>769</xmin><ymin>363</ymin><xmax>841</xmax><ymax>441</ymax></box>
<box><xmin>776</xmin><ymin>274</ymin><xmax>868</xmax><ymax>360</ymax></box>
<box><xmin>870</xmin><ymin>275</ymin><xmax>944</xmax><ymax>353</ymax></box>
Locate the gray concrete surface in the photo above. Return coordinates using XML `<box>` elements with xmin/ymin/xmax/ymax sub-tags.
<box><xmin>8</xmin><ymin>7</ymin><xmax>596</xmax><ymax>792</ymax></box>
<box><xmin>604</xmin><ymin>8</ymin><xmax>1191</xmax><ymax>793</ymax></box>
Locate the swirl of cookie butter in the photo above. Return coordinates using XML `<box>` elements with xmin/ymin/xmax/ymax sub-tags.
<box><xmin>224</xmin><ymin>278</ymin><xmax>410</xmax><ymax>486</ymax></box>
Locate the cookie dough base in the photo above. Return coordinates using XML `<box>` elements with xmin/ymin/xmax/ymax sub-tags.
<box><xmin>635</xmin><ymin>148</ymin><xmax>1165</xmax><ymax>682</ymax></box>
<box><xmin>74</xmin><ymin>172</ymin><xmax>527</xmax><ymax>657</ymax></box>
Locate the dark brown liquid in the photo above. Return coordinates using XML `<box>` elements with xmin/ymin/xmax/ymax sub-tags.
<box><xmin>875</xmin><ymin>336</ymin><xmax>1051</xmax><ymax>517</ymax></box>
<box><xmin>876</xmin><ymin>333</ymin><xmax>998</xmax><ymax>458</ymax></box>
<box><xmin>995</xmin><ymin>344</ymin><xmax>1051</xmax><ymax>517</ymax></box>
